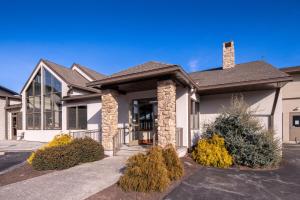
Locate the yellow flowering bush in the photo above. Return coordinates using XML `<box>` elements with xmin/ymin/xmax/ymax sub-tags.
<box><xmin>27</xmin><ymin>134</ymin><xmax>72</xmax><ymax>164</ymax></box>
<box><xmin>192</xmin><ymin>134</ymin><xmax>233</xmax><ymax>168</ymax></box>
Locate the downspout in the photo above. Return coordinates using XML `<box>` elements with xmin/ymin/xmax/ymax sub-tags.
<box><xmin>270</xmin><ymin>88</ymin><xmax>280</xmax><ymax>130</ymax></box>
<box><xmin>188</xmin><ymin>88</ymin><xmax>191</xmax><ymax>150</ymax></box>
<box><xmin>5</xmin><ymin>97</ymin><xmax>9</xmax><ymax>140</ymax></box>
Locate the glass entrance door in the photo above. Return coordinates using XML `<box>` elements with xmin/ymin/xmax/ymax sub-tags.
<box><xmin>131</xmin><ymin>98</ymin><xmax>157</xmax><ymax>145</ymax></box>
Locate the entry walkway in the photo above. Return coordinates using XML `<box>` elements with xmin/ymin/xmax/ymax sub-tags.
<box><xmin>0</xmin><ymin>146</ymin><xmax>141</xmax><ymax>200</ymax></box>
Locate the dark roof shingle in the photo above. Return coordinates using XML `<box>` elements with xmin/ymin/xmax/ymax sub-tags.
<box><xmin>189</xmin><ymin>61</ymin><xmax>291</xmax><ymax>89</ymax></box>
<box><xmin>74</xmin><ymin>63</ymin><xmax>106</xmax><ymax>80</ymax></box>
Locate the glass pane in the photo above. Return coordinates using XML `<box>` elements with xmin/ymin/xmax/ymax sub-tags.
<box><xmin>34</xmin><ymin>96</ymin><xmax>41</xmax><ymax>112</ymax></box>
<box><xmin>44</xmin><ymin>95</ymin><xmax>52</xmax><ymax>112</ymax></box>
<box><xmin>34</xmin><ymin>72</ymin><xmax>41</xmax><ymax>96</ymax></box>
<box><xmin>68</xmin><ymin>107</ymin><xmax>77</xmax><ymax>129</ymax></box>
<box><xmin>34</xmin><ymin>113</ymin><xmax>41</xmax><ymax>129</ymax></box>
<box><xmin>78</xmin><ymin>106</ymin><xmax>87</xmax><ymax>129</ymax></box>
<box><xmin>44</xmin><ymin>69</ymin><xmax>52</xmax><ymax>94</ymax></box>
<box><xmin>293</xmin><ymin>116</ymin><xmax>300</xmax><ymax>127</ymax></box>
<box><xmin>27</xmin><ymin>114</ymin><xmax>33</xmax><ymax>129</ymax></box>
<box><xmin>26</xmin><ymin>83</ymin><xmax>33</xmax><ymax>97</ymax></box>
<box><xmin>53</xmin><ymin>77</ymin><xmax>62</xmax><ymax>94</ymax></box>
<box><xmin>53</xmin><ymin>111</ymin><xmax>61</xmax><ymax>129</ymax></box>
<box><xmin>27</xmin><ymin>97</ymin><xmax>34</xmax><ymax>113</ymax></box>
<box><xmin>44</xmin><ymin>112</ymin><xmax>52</xmax><ymax>129</ymax></box>
<box><xmin>52</xmin><ymin>93</ymin><xmax>62</xmax><ymax>111</ymax></box>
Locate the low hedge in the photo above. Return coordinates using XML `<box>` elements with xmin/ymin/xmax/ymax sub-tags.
<box><xmin>32</xmin><ymin>137</ymin><xmax>104</xmax><ymax>170</ymax></box>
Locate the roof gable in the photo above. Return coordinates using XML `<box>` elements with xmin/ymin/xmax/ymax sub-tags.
<box><xmin>72</xmin><ymin>63</ymin><xmax>106</xmax><ymax>81</ymax></box>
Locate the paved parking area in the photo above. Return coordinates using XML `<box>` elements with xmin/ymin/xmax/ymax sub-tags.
<box><xmin>165</xmin><ymin>144</ymin><xmax>300</xmax><ymax>200</ymax></box>
<box><xmin>0</xmin><ymin>152</ymin><xmax>31</xmax><ymax>173</ymax></box>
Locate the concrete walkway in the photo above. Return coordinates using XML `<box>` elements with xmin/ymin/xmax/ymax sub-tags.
<box><xmin>0</xmin><ymin>155</ymin><xmax>128</xmax><ymax>200</ymax></box>
<box><xmin>0</xmin><ymin>140</ymin><xmax>44</xmax><ymax>152</ymax></box>
<box><xmin>0</xmin><ymin>145</ymin><xmax>145</xmax><ymax>200</ymax></box>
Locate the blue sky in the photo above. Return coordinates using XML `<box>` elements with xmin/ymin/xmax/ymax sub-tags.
<box><xmin>0</xmin><ymin>0</ymin><xmax>300</xmax><ymax>92</ymax></box>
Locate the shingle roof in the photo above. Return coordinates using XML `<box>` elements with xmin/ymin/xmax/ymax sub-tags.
<box><xmin>74</xmin><ymin>63</ymin><xmax>106</xmax><ymax>80</ymax></box>
<box><xmin>0</xmin><ymin>85</ymin><xmax>18</xmax><ymax>95</ymax></box>
<box><xmin>189</xmin><ymin>61</ymin><xmax>291</xmax><ymax>89</ymax></box>
<box><xmin>281</xmin><ymin>65</ymin><xmax>300</xmax><ymax>74</ymax></box>
<box><xmin>43</xmin><ymin>59</ymin><xmax>89</xmax><ymax>86</ymax></box>
<box><xmin>108</xmin><ymin>61</ymin><xmax>176</xmax><ymax>78</ymax></box>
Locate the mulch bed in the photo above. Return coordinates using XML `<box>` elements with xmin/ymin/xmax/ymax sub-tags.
<box><xmin>86</xmin><ymin>156</ymin><xmax>201</xmax><ymax>200</ymax></box>
<box><xmin>0</xmin><ymin>163</ymin><xmax>53</xmax><ymax>186</ymax></box>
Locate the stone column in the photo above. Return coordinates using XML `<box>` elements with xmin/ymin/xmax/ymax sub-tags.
<box><xmin>101</xmin><ymin>89</ymin><xmax>118</xmax><ymax>156</ymax></box>
<box><xmin>157</xmin><ymin>79</ymin><xmax>176</xmax><ymax>147</ymax></box>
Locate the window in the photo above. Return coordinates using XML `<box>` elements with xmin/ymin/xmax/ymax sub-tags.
<box><xmin>190</xmin><ymin>100</ymin><xmax>199</xmax><ymax>130</ymax></box>
<box><xmin>67</xmin><ymin>106</ymin><xmax>87</xmax><ymax>130</ymax></box>
<box><xmin>26</xmin><ymin>71</ymin><xmax>41</xmax><ymax>129</ymax></box>
<box><xmin>44</xmin><ymin>69</ymin><xmax>62</xmax><ymax>129</ymax></box>
<box><xmin>293</xmin><ymin>116</ymin><xmax>300</xmax><ymax>127</ymax></box>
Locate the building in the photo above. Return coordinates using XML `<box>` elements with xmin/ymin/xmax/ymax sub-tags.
<box><xmin>281</xmin><ymin>66</ymin><xmax>300</xmax><ymax>143</ymax></box>
<box><xmin>0</xmin><ymin>85</ymin><xmax>21</xmax><ymax>140</ymax></box>
<box><xmin>5</xmin><ymin>41</ymin><xmax>295</xmax><ymax>156</ymax></box>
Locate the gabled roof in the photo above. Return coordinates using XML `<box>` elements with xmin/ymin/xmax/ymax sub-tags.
<box><xmin>73</xmin><ymin>63</ymin><xmax>106</xmax><ymax>81</ymax></box>
<box><xmin>87</xmin><ymin>61</ymin><xmax>199</xmax><ymax>89</ymax></box>
<box><xmin>281</xmin><ymin>65</ymin><xmax>300</xmax><ymax>74</ymax></box>
<box><xmin>189</xmin><ymin>61</ymin><xmax>292</xmax><ymax>90</ymax></box>
<box><xmin>0</xmin><ymin>85</ymin><xmax>18</xmax><ymax>96</ymax></box>
<box><xmin>43</xmin><ymin>59</ymin><xmax>89</xmax><ymax>86</ymax></box>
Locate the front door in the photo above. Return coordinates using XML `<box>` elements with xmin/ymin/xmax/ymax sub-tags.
<box><xmin>11</xmin><ymin>113</ymin><xmax>18</xmax><ymax>140</ymax></box>
<box><xmin>290</xmin><ymin>112</ymin><xmax>300</xmax><ymax>142</ymax></box>
<box><xmin>131</xmin><ymin>98</ymin><xmax>157</xmax><ymax>145</ymax></box>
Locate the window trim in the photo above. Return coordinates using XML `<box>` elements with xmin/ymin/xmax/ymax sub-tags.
<box><xmin>26</xmin><ymin>71</ymin><xmax>41</xmax><ymax>130</ymax></box>
<box><xmin>67</xmin><ymin>105</ymin><xmax>88</xmax><ymax>130</ymax></box>
<box><xmin>43</xmin><ymin>68</ymin><xmax>62</xmax><ymax>130</ymax></box>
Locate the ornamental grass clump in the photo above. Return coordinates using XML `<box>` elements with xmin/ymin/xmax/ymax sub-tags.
<box><xmin>27</xmin><ymin>134</ymin><xmax>72</xmax><ymax>164</ymax></box>
<box><xmin>119</xmin><ymin>146</ymin><xmax>171</xmax><ymax>192</ymax></box>
<box><xmin>192</xmin><ymin>134</ymin><xmax>233</xmax><ymax>168</ymax></box>
<box><xmin>204</xmin><ymin>96</ymin><xmax>281</xmax><ymax>168</ymax></box>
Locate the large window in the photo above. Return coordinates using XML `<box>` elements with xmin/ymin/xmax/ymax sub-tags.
<box><xmin>67</xmin><ymin>106</ymin><xmax>87</xmax><ymax>129</ymax></box>
<box><xmin>190</xmin><ymin>100</ymin><xmax>199</xmax><ymax>130</ymax></box>
<box><xmin>44</xmin><ymin>69</ymin><xmax>62</xmax><ymax>129</ymax></box>
<box><xmin>26</xmin><ymin>71</ymin><xmax>41</xmax><ymax>129</ymax></box>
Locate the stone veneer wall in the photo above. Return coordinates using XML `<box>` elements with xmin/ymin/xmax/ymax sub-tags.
<box><xmin>101</xmin><ymin>89</ymin><xmax>118</xmax><ymax>153</ymax></box>
<box><xmin>157</xmin><ymin>80</ymin><xmax>176</xmax><ymax>147</ymax></box>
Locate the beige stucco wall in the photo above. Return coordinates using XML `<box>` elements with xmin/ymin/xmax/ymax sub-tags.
<box><xmin>282</xmin><ymin>73</ymin><xmax>300</xmax><ymax>142</ymax></box>
<box><xmin>176</xmin><ymin>86</ymin><xmax>189</xmax><ymax>147</ymax></box>
<box><xmin>199</xmin><ymin>89</ymin><xmax>282</xmax><ymax>145</ymax></box>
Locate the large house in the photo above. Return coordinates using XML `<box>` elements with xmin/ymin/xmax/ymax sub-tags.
<box><xmin>3</xmin><ymin>41</ymin><xmax>299</xmax><ymax>156</ymax></box>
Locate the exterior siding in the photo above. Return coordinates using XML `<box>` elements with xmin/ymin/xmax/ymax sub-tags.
<box><xmin>0</xmin><ymin>98</ymin><xmax>6</xmax><ymax>140</ymax></box>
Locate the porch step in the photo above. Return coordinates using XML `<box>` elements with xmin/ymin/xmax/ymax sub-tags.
<box><xmin>116</xmin><ymin>145</ymin><xmax>148</xmax><ymax>157</ymax></box>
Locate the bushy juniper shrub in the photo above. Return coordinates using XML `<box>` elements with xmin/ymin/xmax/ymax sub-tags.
<box><xmin>204</xmin><ymin>96</ymin><xmax>281</xmax><ymax>168</ymax></box>
<box><xmin>162</xmin><ymin>144</ymin><xmax>184</xmax><ymax>180</ymax></box>
<box><xmin>32</xmin><ymin>137</ymin><xmax>104</xmax><ymax>170</ymax></box>
<box><xmin>119</xmin><ymin>146</ymin><xmax>170</xmax><ymax>192</ymax></box>
<box><xmin>192</xmin><ymin>134</ymin><xmax>233</xmax><ymax>168</ymax></box>
<box><xmin>27</xmin><ymin>134</ymin><xmax>72</xmax><ymax>165</ymax></box>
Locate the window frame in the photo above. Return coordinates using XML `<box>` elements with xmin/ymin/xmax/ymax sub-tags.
<box><xmin>26</xmin><ymin>71</ymin><xmax>41</xmax><ymax>130</ymax></box>
<box><xmin>43</xmin><ymin>68</ymin><xmax>62</xmax><ymax>130</ymax></box>
<box><xmin>190</xmin><ymin>100</ymin><xmax>200</xmax><ymax>130</ymax></box>
<box><xmin>67</xmin><ymin>105</ymin><xmax>88</xmax><ymax>130</ymax></box>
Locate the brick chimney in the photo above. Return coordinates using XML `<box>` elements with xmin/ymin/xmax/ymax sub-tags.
<box><xmin>222</xmin><ymin>41</ymin><xmax>235</xmax><ymax>69</ymax></box>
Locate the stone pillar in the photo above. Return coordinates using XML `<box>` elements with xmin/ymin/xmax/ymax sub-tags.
<box><xmin>157</xmin><ymin>79</ymin><xmax>176</xmax><ymax>147</ymax></box>
<box><xmin>101</xmin><ymin>89</ymin><xmax>118</xmax><ymax>156</ymax></box>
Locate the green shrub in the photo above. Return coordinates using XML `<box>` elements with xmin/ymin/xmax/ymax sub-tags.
<box><xmin>32</xmin><ymin>137</ymin><xmax>104</xmax><ymax>170</ymax></box>
<box><xmin>204</xmin><ymin>96</ymin><xmax>281</xmax><ymax>168</ymax></box>
<box><xmin>162</xmin><ymin>144</ymin><xmax>184</xmax><ymax>180</ymax></box>
<box><xmin>71</xmin><ymin>138</ymin><xmax>105</xmax><ymax>163</ymax></box>
<box><xmin>192</xmin><ymin>134</ymin><xmax>233</xmax><ymax>168</ymax></box>
<box><xmin>119</xmin><ymin>146</ymin><xmax>170</xmax><ymax>192</ymax></box>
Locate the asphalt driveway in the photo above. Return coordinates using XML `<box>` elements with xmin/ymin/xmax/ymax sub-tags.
<box><xmin>165</xmin><ymin>144</ymin><xmax>300</xmax><ymax>200</ymax></box>
<box><xmin>0</xmin><ymin>152</ymin><xmax>31</xmax><ymax>173</ymax></box>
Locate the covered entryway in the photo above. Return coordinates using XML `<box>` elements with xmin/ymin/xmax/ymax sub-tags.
<box><xmin>290</xmin><ymin>112</ymin><xmax>300</xmax><ymax>142</ymax></box>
